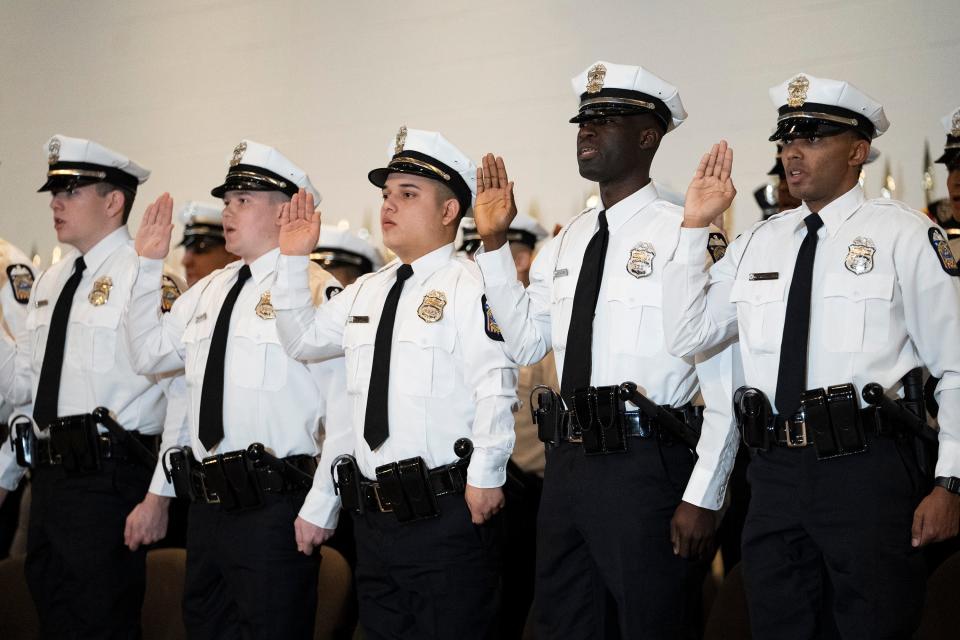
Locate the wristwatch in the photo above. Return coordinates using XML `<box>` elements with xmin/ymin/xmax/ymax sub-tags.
<box><xmin>934</xmin><ymin>476</ymin><xmax>960</xmax><ymax>495</ymax></box>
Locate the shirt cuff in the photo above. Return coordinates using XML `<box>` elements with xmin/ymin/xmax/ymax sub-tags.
<box><xmin>674</xmin><ymin>227</ymin><xmax>711</xmax><ymax>265</ymax></box>
<box><xmin>273</xmin><ymin>255</ymin><xmax>312</xmax><ymax>310</ymax></box>
<box><xmin>135</xmin><ymin>257</ymin><xmax>165</xmax><ymax>291</ymax></box>
<box><xmin>148</xmin><ymin>462</ymin><xmax>177</xmax><ymax>498</ymax></box>
<box><xmin>681</xmin><ymin>463</ymin><xmax>727</xmax><ymax>511</ymax></box>
<box><xmin>475</xmin><ymin>242</ymin><xmax>520</xmax><ymax>287</ymax></box>
<box><xmin>298</xmin><ymin>488</ymin><xmax>341</xmax><ymax>530</ymax></box>
<box><xmin>466</xmin><ymin>447</ymin><xmax>509</xmax><ymax>488</ymax></box>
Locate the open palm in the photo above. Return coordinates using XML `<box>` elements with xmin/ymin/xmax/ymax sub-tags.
<box><xmin>135</xmin><ymin>193</ymin><xmax>175</xmax><ymax>259</ymax></box>
<box><xmin>474</xmin><ymin>153</ymin><xmax>517</xmax><ymax>240</ymax></box>
<box><xmin>684</xmin><ymin>141</ymin><xmax>736</xmax><ymax>228</ymax></box>
<box><xmin>278</xmin><ymin>189</ymin><xmax>322</xmax><ymax>256</ymax></box>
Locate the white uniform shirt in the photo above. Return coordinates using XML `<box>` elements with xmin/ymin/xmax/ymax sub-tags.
<box><xmin>474</xmin><ymin>182</ymin><xmax>739</xmax><ymax>510</ymax></box>
<box><xmin>662</xmin><ymin>185</ymin><xmax>960</xmax><ymax>478</ymax></box>
<box><xmin>272</xmin><ymin>243</ymin><xmax>519</xmax><ymax>528</ymax></box>
<box><xmin>0</xmin><ymin>227</ymin><xmax>170</xmax><ymax>491</ymax></box>
<box><xmin>126</xmin><ymin>248</ymin><xmax>349</xmax><ymax>527</ymax></box>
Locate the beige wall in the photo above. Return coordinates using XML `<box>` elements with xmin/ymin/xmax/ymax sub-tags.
<box><xmin>1</xmin><ymin>0</ymin><xmax>958</xmax><ymax>265</ymax></box>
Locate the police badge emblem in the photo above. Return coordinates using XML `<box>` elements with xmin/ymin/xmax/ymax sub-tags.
<box><xmin>844</xmin><ymin>236</ymin><xmax>876</xmax><ymax>275</ymax></box>
<box><xmin>929</xmin><ymin>228</ymin><xmax>960</xmax><ymax>275</ymax></box>
<box><xmin>586</xmin><ymin>63</ymin><xmax>606</xmax><ymax>94</ymax></box>
<box><xmin>88</xmin><ymin>276</ymin><xmax>113</xmax><ymax>306</ymax></box>
<box><xmin>626</xmin><ymin>242</ymin><xmax>656</xmax><ymax>278</ymax></box>
<box><xmin>325</xmin><ymin>285</ymin><xmax>343</xmax><ymax>300</ymax></box>
<box><xmin>48</xmin><ymin>138</ymin><xmax>61</xmax><ymax>165</ymax></box>
<box><xmin>161</xmin><ymin>275</ymin><xmax>181</xmax><ymax>313</ymax></box>
<box><xmin>417</xmin><ymin>290</ymin><xmax>447</xmax><ymax>323</ymax></box>
<box><xmin>952</xmin><ymin>109</ymin><xmax>960</xmax><ymax>138</ymax></box>
<box><xmin>394</xmin><ymin>126</ymin><xmax>407</xmax><ymax>155</ymax></box>
<box><xmin>707</xmin><ymin>233</ymin><xmax>728</xmax><ymax>264</ymax></box>
<box><xmin>255</xmin><ymin>291</ymin><xmax>276</xmax><ymax>320</ymax></box>
<box><xmin>230</xmin><ymin>141</ymin><xmax>247</xmax><ymax>167</ymax></box>
<box><xmin>481</xmin><ymin>295</ymin><xmax>504</xmax><ymax>342</ymax></box>
<box><xmin>6</xmin><ymin>264</ymin><xmax>34</xmax><ymax>305</ymax></box>
<box><xmin>787</xmin><ymin>75</ymin><xmax>809</xmax><ymax>108</ymax></box>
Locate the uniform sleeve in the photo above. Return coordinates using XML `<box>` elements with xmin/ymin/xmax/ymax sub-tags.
<box><xmin>125</xmin><ymin>257</ymin><xmax>191</xmax><ymax>375</ymax></box>
<box><xmin>897</xmin><ymin>220</ymin><xmax>960</xmax><ymax>478</ymax></box>
<box><xmin>662</xmin><ymin>226</ymin><xmax>741</xmax><ymax>357</ymax></box>
<box><xmin>148</xmin><ymin>374</ymin><xmax>191</xmax><ymax>497</ymax></box>
<box><xmin>474</xmin><ymin>240</ymin><xmax>555</xmax><ymax>366</ymax></box>
<box><xmin>456</xmin><ymin>276</ymin><xmax>518</xmax><ymax>488</ymax></box>
<box><xmin>273</xmin><ymin>255</ymin><xmax>350</xmax><ymax>363</ymax></box>
<box><xmin>0</xmin><ymin>269</ymin><xmax>41</xmax><ymax>408</ymax></box>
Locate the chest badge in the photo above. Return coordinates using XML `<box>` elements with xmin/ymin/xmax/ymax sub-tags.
<box><xmin>88</xmin><ymin>276</ymin><xmax>113</xmax><ymax>306</ymax></box>
<box><xmin>255</xmin><ymin>291</ymin><xmax>276</xmax><ymax>320</ymax></box>
<box><xmin>626</xmin><ymin>242</ymin><xmax>656</xmax><ymax>278</ymax></box>
<box><xmin>708</xmin><ymin>233</ymin><xmax>728</xmax><ymax>263</ymax></box>
<box><xmin>6</xmin><ymin>264</ymin><xmax>34</xmax><ymax>304</ymax></box>
<box><xmin>417</xmin><ymin>290</ymin><xmax>447</xmax><ymax>323</ymax></box>
<box><xmin>844</xmin><ymin>236</ymin><xmax>876</xmax><ymax>275</ymax></box>
<box><xmin>160</xmin><ymin>275</ymin><xmax>181</xmax><ymax>313</ymax></box>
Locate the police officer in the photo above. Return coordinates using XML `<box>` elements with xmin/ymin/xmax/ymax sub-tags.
<box><xmin>310</xmin><ymin>224</ymin><xmax>384</xmax><ymax>286</ymax></box>
<box><xmin>0</xmin><ymin>238</ymin><xmax>34</xmax><ymax>558</ymax></box>
<box><xmin>273</xmin><ymin>127</ymin><xmax>518</xmax><ymax>640</ymax></box>
<box><xmin>129</xmin><ymin>140</ymin><xmax>347</xmax><ymax>638</ymax></box>
<box><xmin>461</xmin><ymin>212</ymin><xmax>555</xmax><ymax>638</ymax></box>
<box><xmin>0</xmin><ymin>134</ymin><xmax>179</xmax><ymax>637</ymax></box>
<box><xmin>933</xmin><ymin>107</ymin><xmax>960</xmax><ymax>254</ymax></box>
<box><xmin>664</xmin><ymin>73</ymin><xmax>960</xmax><ymax>639</ymax></box>
<box><xmin>178</xmin><ymin>200</ymin><xmax>237</xmax><ymax>287</ymax></box>
<box><xmin>472</xmin><ymin>61</ymin><xmax>739</xmax><ymax>639</ymax></box>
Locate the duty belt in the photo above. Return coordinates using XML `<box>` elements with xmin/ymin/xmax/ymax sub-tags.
<box><xmin>194</xmin><ymin>453</ymin><xmax>317</xmax><ymax>506</ymax></box>
<box><xmin>560</xmin><ymin>404</ymin><xmax>698</xmax><ymax>444</ymax></box>
<box><xmin>772</xmin><ymin>406</ymin><xmax>892</xmax><ymax>448</ymax></box>
<box><xmin>358</xmin><ymin>462</ymin><xmax>468</xmax><ymax>514</ymax></box>
<box><xmin>34</xmin><ymin>432</ymin><xmax>160</xmax><ymax>467</ymax></box>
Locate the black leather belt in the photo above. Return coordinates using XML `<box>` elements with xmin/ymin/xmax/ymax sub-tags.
<box><xmin>192</xmin><ymin>453</ymin><xmax>317</xmax><ymax>505</ymax></box>
<box><xmin>772</xmin><ymin>406</ymin><xmax>892</xmax><ymax>448</ymax></box>
<box><xmin>34</xmin><ymin>432</ymin><xmax>161</xmax><ymax>467</ymax></box>
<box><xmin>359</xmin><ymin>463</ymin><xmax>468</xmax><ymax>514</ymax></box>
<box><xmin>560</xmin><ymin>405</ymin><xmax>698</xmax><ymax>444</ymax></box>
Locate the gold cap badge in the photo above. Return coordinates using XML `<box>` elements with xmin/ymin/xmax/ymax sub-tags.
<box><xmin>586</xmin><ymin>64</ymin><xmax>606</xmax><ymax>95</ymax></box>
<box><xmin>48</xmin><ymin>138</ymin><xmax>61</xmax><ymax>165</ymax></box>
<box><xmin>952</xmin><ymin>110</ymin><xmax>960</xmax><ymax>137</ymax></box>
<box><xmin>417</xmin><ymin>290</ymin><xmax>447</xmax><ymax>323</ymax></box>
<box><xmin>255</xmin><ymin>291</ymin><xmax>276</xmax><ymax>320</ymax></box>
<box><xmin>230</xmin><ymin>141</ymin><xmax>247</xmax><ymax>167</ymax></box>
<box><xmin>787</xmin><ymin>75</ymin><xmax>809</xmax><ymax>108</ymax></box>
<box><xmin>394</xmin><ymin>126</ymin><xmax>408</xmax><ymax>155</ymax></box>
<box><xmin>89</xmin><ymin>276</ymin><xmax>113</xmax><ymax>306</ymax></box>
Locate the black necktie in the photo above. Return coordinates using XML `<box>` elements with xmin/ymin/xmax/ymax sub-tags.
<box><xmin>364</xmin><ymin>264</ymin><xmax>414</xmax><ymax>450</ymax></box>
<box><xmin>561</xmin><ymin>210</ymin><xmax>609</xmax><ymax>398</ymax></box>
<box><xmin>34</xmin><ymin>257</ymin><xmax>86</xmax><ymax>428</ymax></box>
<box><xmin>198</xmin><ymin>264</ymin><xmax>251</xmax><ymax>450</ymax></box>
<box><xmin>775</xmin><ymin>213</ymin><xmax>824</xmax><ymax>417</ymax></box>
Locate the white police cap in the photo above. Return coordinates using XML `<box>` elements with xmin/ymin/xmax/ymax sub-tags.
<box><xmin>178</xmin><ymin>201</ymin><xmax>225</xmax><ymax>249</ymax></box>
<box><xmin>311</xmin><ymin>225</ymin><xmax>384</xmax><ymax>274</ymax></box>
<box><xmin>39</xmin><ymin>134</ymin><xmax>150</xmax><ymax>193</ymax></box>
<box><xmin>368</xmin><ymin>127</ymin><xmax>477</xmax><ymax>216</ymax></box>
<box><xmin>935</xmin><ymin>106</ymin><xmax>960</xmax><ymax>166</ymax></box>
<box><xmin>569</xmin><ymin>61</ymin><xmax>687</xmax><ymax>132</ymax></box>
<box><xmin>769</xmin><ymin>73</ymin><xmax>889</xmax><ymax>141</ymax></box>
<box><xmin>211</xmin><ymin>139</ymin><xmax>321</xmax><ymax>202</ymax></box>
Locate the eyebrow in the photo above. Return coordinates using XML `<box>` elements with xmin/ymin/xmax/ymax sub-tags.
<box><xmin>384</xmin><ymin>183</ymin><xmax>422</xmax><ymax>191</ymax></box>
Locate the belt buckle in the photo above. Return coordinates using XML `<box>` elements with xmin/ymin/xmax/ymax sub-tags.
<box><xmin>785</xmin><ymin>417</ymin><xmax>808</xmax><ymax>448</ymax></box>
<box><xmin>565</xmin><ymin>411</ymin><xmax>583</xmax><ymax>443</ymax></box>
<box><xmin>372</xmin><ymin>483</ymin><xmax>393</xmax><ymax>513</ymax></box>
<box><xmin>199</xmin><ymin>474</ymin><xmax>221</xmax><ymax>505</ymax></box>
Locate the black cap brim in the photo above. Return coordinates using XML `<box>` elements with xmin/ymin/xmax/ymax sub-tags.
<box><xmin>368</xmin><ymin>151</ymin><xmax>472</xmax><ymax>217</ymax></box>
<box><xmin>37</xmin><ymin>175</ymin><xmax>102</xmax><ymax>193</ymax></box>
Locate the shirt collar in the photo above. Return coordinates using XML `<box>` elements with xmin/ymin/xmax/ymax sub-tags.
<box><xmin>80</xmin><ymin>226</ymin><xmax>131</xmax><ymax>274</ymax></box>
<box><xmin>603</xmin><ymin>181</ymin><xmax>660</xmax><ymax>233</ymax></box>
<box><xmin>400</xmin><ymin>243</ymin><xmax>455</xmax><ymax>285</ymax></box>
<box><xmin>246</xmin><ymin>247</ymin><xmax>280</xmax><ymax>285</ymax></box>
<box><xmin>799</xmin><ymin>185</ymin><xmax>865</xmax><ymax>237</ymax></box>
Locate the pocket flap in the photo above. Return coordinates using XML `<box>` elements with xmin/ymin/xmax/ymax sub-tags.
<box><xmin>396</xmin><ymin>320</ymin><xmax>456</xmax><ymax>353</ymax></box>
<box><xmin>729</xmin><ymin>278</ymin><xmax>787</xmax><ymax>305</ymax></box>
<box><xmin>822</xmin><ymin>272</ymin><xmax>894</xmax><ymax>301</ymax></box>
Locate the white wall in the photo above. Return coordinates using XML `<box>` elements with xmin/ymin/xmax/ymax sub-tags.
<box><xmin>1</xmin><ymin>0</ymin><xmax>958</xmax><ymax>264</ymax></box>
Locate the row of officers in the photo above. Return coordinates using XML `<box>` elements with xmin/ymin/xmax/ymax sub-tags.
<box><xmin>0</xmin><ymin>60</ymin><xmax>958</xmax><ymax>640</ymax></box>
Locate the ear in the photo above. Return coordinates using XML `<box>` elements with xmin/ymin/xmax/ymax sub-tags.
<box><xmin>639</xmin><ymin>126</ymin><xmax>662</xmax><ymax>150</ymax></box>
<box><xmin>440</xmin><ymin>199</ymin><xmax>461</xmax><ymax>226</ymax></box>
<box><xmin>849</xmin><ymin>138</ymin><xmax>870</xmax><ymax>167</ymax></box>
<box><xmin>104</xmin><ymin>189</ymin><xmax>125</xmax><ymax>221</ymax></box>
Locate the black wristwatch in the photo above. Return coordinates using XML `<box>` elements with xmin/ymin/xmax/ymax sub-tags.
<box><xmin>934</xmin><ymin>476</ymin><xmax>960</xmax><ymax>495</ymax></box>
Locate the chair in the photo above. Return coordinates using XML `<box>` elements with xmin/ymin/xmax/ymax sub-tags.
<box><xmin>142</xmin><ymin>547</ymin><xmax>188</xmax><ymax>640</ymax></box>
<box><xmin>315</xmin><ymin>545</ymin><xmax>355</xmax><ymax>640</ymax></box>
<box><xmin>703</xmin><ymin>562</ymin><xmax>752</xmax><ymax>640</ymax></box>
<box><xmin>0</xmin><ymin>554</ymin><xmax>40</xmax><ymax>638</ymax></box>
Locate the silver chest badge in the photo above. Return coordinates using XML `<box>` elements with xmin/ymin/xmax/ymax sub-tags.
<box><xmin>626</xmin><ymin>242</ymin><xmax>656</xmax><ymax>278</ymax></box>
<box><xmin>844</xmin><ymin>236</ymin><xmax>876</xmax><ymax>275</ymax></box>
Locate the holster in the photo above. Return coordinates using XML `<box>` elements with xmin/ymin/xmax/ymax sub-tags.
<box><xmin>375</xmin><ymin>456</ymin><xmax>439</xmax><ymax>522</ymax></box>
<box><xmin>10</xmin><ymin>415</ymin><xmax>37</xmax><ymax>468</ymax></box>
<box><xmin>49</xmin><ymin>413</ymin><xmax>101</xmax><ymax>474</ymax></box>
<box><xmin>734</xmin><ymin>386</ymin><xmax>772</xmax><ymax>450</ymax></box>
<box><xmin>333</xmin><ymin>455</ymin><xmax>365</xmax><ymax>515</ymax></box>
<box><xmin>202</xmin><ymin>450</ymin><xmax>264</xmax><ymax>511</ymax></box>
<box><xmin>532</xmin><ymin>386</ymin><xmax>564</xmax><ymax>447</ymax></box>
<box><xmin>163</xmin><ymin>446</ymin><xmax>203</xmax><ymax>502</ymax></box>
<box><xmin>572</xmin><ymin>385</ymin><xmax>627</xmax><ymax>455</ymax></box>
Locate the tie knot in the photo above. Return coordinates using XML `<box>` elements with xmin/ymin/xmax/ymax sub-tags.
<box><xmin>804</xmin><ymin>212</ymin><xmax>824</xmax><ymax>234</ymax></box>
<box><xmin>396</xmin><ymin>264</ymin><xmax>414</xmax><ymax>282</ymax></box>
<box><xmin>597</xmin><ymin>210</ymin><xmax>608</xmax><ymax>231</ymax></box>
<box><xmin>74</xmin><ymin>256</ymin><xmax>86</xmax><ymax>274</ymax></box>
<box><xmin>237</xmin><ymin>264</ymin><xmax>252</xmax><ymax>283</ymax></box>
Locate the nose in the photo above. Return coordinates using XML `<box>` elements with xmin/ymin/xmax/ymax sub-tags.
<box><xmin>577</xmin><ymin>123</ymin><xmax>595</xmax><ymax>142</ymax></box>
<box><xmin>50</xmin><ymin>195</ymin><xmax>62</xmax><ymax>211</ymax></box>
<box><xmin>380</xmin><ymin>196</ymin><xmax>396</xmax><ymax>215</ymax></box>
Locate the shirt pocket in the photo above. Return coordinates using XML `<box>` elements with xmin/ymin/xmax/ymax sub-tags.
<box><xmin>606</xmin><ymin>280</ymin><xmax>663</xmax><ymax>357</ymax></box>
<box><xmin>550</xmin><ymin>274</ymin><xmax>577</xmax><ymax>353</ymax></box>
<box><xmin>25</xmin><ymin>307</ymin><xmax>52</xmax><ymax>371</ymax></box>
<box><xmin>395</xmin><ymin>320</ymin><xmax>458</xmax><ymax>398</ymax></box>
<box><xmin>67</xmin><ymin>305</ymin><xmax>122</xmax><ymax>373</ymax></box>
<box><xmin>343</xmin><ymin>321</ymin><xmax>376</xmax><ymax>396</ymax></box>
<box><xmin>227</xmin><ymin>316</ymin><xmax>289</xmax><ymax>391</ymax></box>
<box><xmin>822</xmin><ymin>272</ymin><xmax>894</xmax><ymax>353</ymax></box>
<box><xmin>182</xmin><ymin>315</ymin><xmax>214</xmax><ymax>385</ymax></box>
<box><xmin>728</xmin><ymin>278</ymin><xmax>788</xmax><ymax>355</ymax></box>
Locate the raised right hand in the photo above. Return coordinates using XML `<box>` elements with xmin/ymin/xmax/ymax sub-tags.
<box><xmin>135</xmin><ymin>193</ymin><xmax>174</xmax><ymax>259</ymax></box>
<box><xmin>683</xmin><ymin>141</ymin><xmax>736</xmax><ymax>229</ymax></box>
<box><xmin>474</xmin><ymin>153</ymin><xmax>517</xmax><ymax>251</ymax></box>
<box><xmin>278</xmin><ymin>188</ymin><xmax>321</xmax><ymax>256</ymax></box>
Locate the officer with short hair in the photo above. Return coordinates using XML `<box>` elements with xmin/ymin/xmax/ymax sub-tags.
<box><xmin>129</xmin><ymin>140</ymin><xmax>347</xmax><ymax>638</ymax></box>
<box><xmin>665</xmin><ymin>73</ymin><xmax>960</xmax><ymax>639</ymax></box>
<box><xmin>0</xmin><ymin>135</ymin><xmax>180</xmax><ymax>637</ymax></box>
<box><xmin>178</xmin><ymin>200</ymin><xmax>237</xmax><ymax>287</ymax></box>
<box><xmin>472</xmin><ymin>61</ymin><xmax>739</xmax><ymax>639</ymax></box>
<box><xmin>310</xmin><ymin>224</ymin><xmax>384</xmax><ymax>287</ymax></box>
<box><xmin>273</xmin><ymin>127</ymin><xmax>518</xmax><ymax>639</ymax></box>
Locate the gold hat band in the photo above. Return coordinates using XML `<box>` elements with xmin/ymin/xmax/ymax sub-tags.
<box><xmin>48</xmin><ymin>168</ymin><xmax>108</xmax><ymax>179</ymax></box>
<box><xmin>227</xmin><ymin>170</ymin><xmax>288</xmax><ymax>189</ymax></box>
<box><xmin>579</xmin><ymin>96</ymin><xmax>656</xmax><ymax>111</ymax></box>
<box><xmin>388</xmin><ymin>156</ymin><xmax>451</xmax><ymax>181</ymax></box>
<box><xmin>777</xmin><ymin>111</ymin><xmax>860</xmax><ymax>128</ymax></box>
